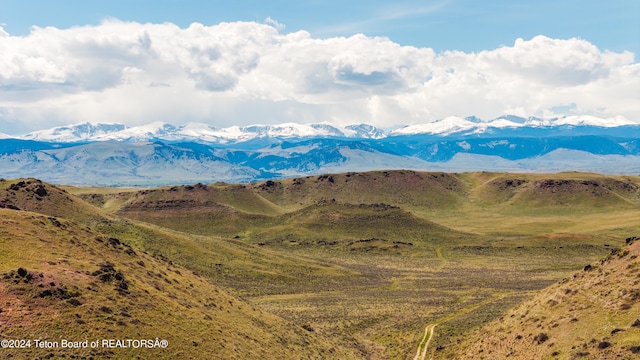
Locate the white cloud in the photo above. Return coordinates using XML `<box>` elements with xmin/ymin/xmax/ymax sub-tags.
<box><xmin>0</xmin><ymin>20</ymin><xmax>637</xmax><ymax>134</ymax></box>
<box><xmin>264</xmin><ymin>17</ymin><xmax>286</xmax><ymax>31</ymax></box>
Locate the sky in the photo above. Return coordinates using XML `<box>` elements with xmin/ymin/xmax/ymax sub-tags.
<box><xmin>0</xmin><ymin>0</ymin><xmax>638</xmax><ymax>134</ymax></box>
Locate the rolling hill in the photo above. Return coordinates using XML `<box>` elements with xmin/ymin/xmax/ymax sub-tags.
<box><xmin>2</xmin><ymin>172</ymin><xmax>639</xmax><ymax>359</ymax></box>
<box><xmin>0</xmin><ymin>178</ymin><xmax>360</xmax><ymax>298</ymax></box>
<box><xmin>0</xmin><ymin>208</ymin><xmax>355</xmax><ymax>359</ymax></box>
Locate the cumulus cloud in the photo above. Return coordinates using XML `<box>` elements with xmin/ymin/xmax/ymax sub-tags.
<box><xmin>0</xmin><ymin>20</ymin><xmax>637</xmax><ymax>134</ymax></box>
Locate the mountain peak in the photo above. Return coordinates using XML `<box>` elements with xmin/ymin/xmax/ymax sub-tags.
<box><xmin>345</xmin><ymin>124</ymin><xmax>386</xmax><ymax>139</ymax></box>
<box><xmin>21</xmin><ymin>122</ymin><xmax>126</xmax><ymax>142</ymax></box>
<box><xmin>553</xmin><ymin>115</ymin><xmax>637</xmax><ymax>127</ymax></box>
<box><xmin>389</xmin><ymin>116</ymin><xmax>477</xmax><ymax>136</ymax></box>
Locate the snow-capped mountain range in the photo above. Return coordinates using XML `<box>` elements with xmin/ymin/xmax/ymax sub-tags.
<box><xmin>389</xmin><ymin>115</ymin><xmax>636</xmax><ymax>136</ymax></box>
<box><xmin>17</xmin><ymin>121</ymin><xmax>387</xmax><ymax>143</ymax></box>
<box><xmin>1</xmin><ymin>114</ymin><xmax>639</xmax><ymax>186</ymax></box>
<box><xmin>14</xmin><ymin>115</ymin><xmax>638</xmax><ymax>143</ymax></box>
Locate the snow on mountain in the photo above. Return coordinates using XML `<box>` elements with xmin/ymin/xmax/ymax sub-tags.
<box><xmin>17</xmin><ymin>121</ymin><xmax>387</xmax><ymax>143</ymax></box>
<box><xmin>309</xmin><ymin>123</ymin><xmax>350</xmax><ymax>137</ymax></box>
<box><xmin>388</xmin><ymin>115</ymin><xmax>639</xmax><ymax>136</ymax></box>
<box><xmin>21</xmin><ymin>122</ymin><xmax>126</xmax><ymax>142</ymax></box>
<box><xmin>243</xmin><ymin>123</ymin><xmax>342</xmax><ymax>139</ymax></box>
<box><xmin>14</xmin><ymin>115</ymin><xmax>639</xmax><ymax>143</ymax></box>
<box><xmin>0</xmin><ymin>132</ymin><xmax>13</xmax><ymax>139</ymax></box>
<box><xmin>93</xmin><ymin>121</ymin><xmax>177</xmax><ymax>141</ymax></box>
<box><xmin>493</xmin><ymin>115</ymin><xmax>529</xmax><ymax>124</ymax></box>
<box><xmin>4</xmin><ymin>116</ymin><xmax>640</xmax><ymax>186</ymax></box>
<box><xmin>472</xmin><ymin>118</ymin><xmax>524</xmax><ymax>133</ymax></box>
<box><xmin>551</xmin><ymin>115</ymin><xmax>637</xmax><ymax>127</ymax></box>
<box><xmin>345</xmin><ymin>124</ymin><xmax>387</xmax><ymax>139</ymax></box>
<box><xmin>170</xmin><ymin>123</ymin><xmax>256</xmax><ymax>143</ymax></box>
<box><xmin>390</xmin><ymin>116</ymin><xmax>479</xmax><ymax>136</ymax></box>
<box><xmin>246</xmin><ymin>123</ymin><xmax>385</xmax><ymax>139</ymax></box>
<box><xmin>388</xmin><ymin>115</ymin><xmax>526</xmax><ymax>136</ymax></box>
<box><xmin>171</xmin><ymin>122</ymin><xmax>359</xmax><ymax>143</ymax></box>
<box><xmin>171</xmin><ymin>122</ymin><xmax>224</xmax><ymax>141</ymax></box>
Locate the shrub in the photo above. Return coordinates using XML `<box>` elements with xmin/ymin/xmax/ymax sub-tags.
<box><xmin>67</xmin><ymin>298</ymin><xmax>82</xmax><ymax>306</ymax></box>
<box><xmin>626</xmin><ymin>236</ymin><xmax>639</xmax><ymax>245</ymax></box>
<box><xmin>572</xmin><ymin>352</ymin><xmax>590</xmax><ymax>358</ymax></box>
<box><xmin>598</xmin><ymin>341</ymin><xmax>611</xmax><ymax>349</ymax></box>
<box><xmin>534</xmin><ymin>333</ymin><xmax>549</xmax><ymax>344</ymax></box>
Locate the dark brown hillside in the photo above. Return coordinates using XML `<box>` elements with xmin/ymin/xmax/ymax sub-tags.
<box><xmin>118</xmin><ymin>182</ymin><xmax>285</xmax><ymax>215</ymax></box>
<box><xmin>0</xmin><ymin>178</ymin><xmax>106</xmax><ymax>221</ymax></box>
<box><xmin>248</xmin><ymin>170</ymin><xmax>469</xmax><ymax>211</ymax></box>
<box><xmin>471</xmin><ymin>173</ymin><xmax>640</xmax><ymax>212</ymax></box>
<box><xmin>105</xmin><ymin>171</ymin><xmax>640</xmax><ymax>220</ymax></box>
<box><xmin>111</xmin><ymin>182</ymin><xmax>287</xmax><ymax>237</ymax></box>
<box><xmin>517</xmin><ymin>178</ymin><xmax>638</xmax><ymax>207</ymax></box>
<box><xmin>119</xmin><ymin>194</ymin><xmax>276</xmax><ymax>238</ymax></box>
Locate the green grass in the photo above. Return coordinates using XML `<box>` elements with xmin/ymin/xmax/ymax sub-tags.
<box><xmin>2</xmin><ymin>171</ymin><xmax>639</xmax><ymax>359</ymax></box>
<box><xmin>0</xmin><ymin>216</ymin><xmax>356</xmax><ymax>359</ymax></box>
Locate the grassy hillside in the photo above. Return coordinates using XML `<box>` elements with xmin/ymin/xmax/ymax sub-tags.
<box><xmin>1</xmin><ymin>178</ymin><xmax>358</xmax><ymax>297</ymax></box>
<box><xmin>430</xmin><ymin>172</ymin><xmax>640</xmax><ymax>237</ymax></box>
<box><xmin>4</xmin><ymin>172</ymin><xmax>639</xmax><ymax>359</ymax></box>
<box><xmin>0</xmin><ymin>178</ymin><xmax>111</xmax><ymax>223</ymax></box>
<box><xmin>247</xmin><ymin>171</ymin><xmax>468</xmax><ymax>211</ymax></box>
<box><xmin>471</xmin><ymin>173</ymin><xmax>639</xmax><ymax>213</ymax></box>
<box><xmin>105</xmin><ymin>171</ymin><xmax>640</xmax><ymax>239</ymax></box>
<box><xmin>247</xmin><ymin>201</ymin><xmax>466</xmax><ymax>249</ymax></box>
<box><xmin>0</xmin><ymin>209</ymin><xmax>355</xmax><ymax>359</ymax></box>
<box><xmin>120</xmin><ymin>196</ymin><xmax>468</xmax><ymax>250</ymax></box>
<box><xmin>438</xmin><ymin>238</ymin><xmax>640</xmax><ymax>359</ymax></box>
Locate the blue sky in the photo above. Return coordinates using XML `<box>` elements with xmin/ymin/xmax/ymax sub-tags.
<box><xmin>2</xmin><ymin>0</ymin><xmax>638</xmax><ymax>54</ymax></box>
<box><xmin>0</xmin><ymin>0</ymin><xmax>638</xmax><ymax>134</ymax></box>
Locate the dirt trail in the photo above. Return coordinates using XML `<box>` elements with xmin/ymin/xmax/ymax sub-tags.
<box><xmin>413</xmin><ymin>323</ymin><xmax>437</xmax><ymax>360</ymax></box>
<box><xmin>413</xmin><ymin>247</ymin><xmax>444</xmax><ymax>360</ymax></box>
<box><xmin>412</xmin><ymin>293</ymin><xmax>510</xmax><ymax>360</ymax></box>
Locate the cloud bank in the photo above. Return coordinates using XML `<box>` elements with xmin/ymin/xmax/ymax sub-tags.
<box><xmin>0</xmin><ymin>20</ymin><xmax>637</xmax><ymax>134</ymax></box>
